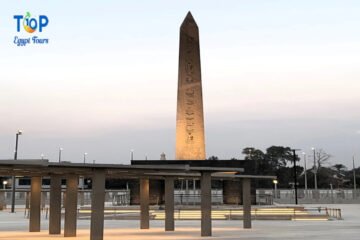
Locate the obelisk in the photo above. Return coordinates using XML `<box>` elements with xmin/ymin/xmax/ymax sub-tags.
<box><xmin>175</xmin><ymin>12</ymin><xmax>206</xmax><ymax>160</ymax></box>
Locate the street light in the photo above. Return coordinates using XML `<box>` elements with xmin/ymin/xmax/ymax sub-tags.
<box><xmin>292</xmin><ymin>149</ymin><xmax>301</xmax><ymax>205</ymax></box>
<box><xmin>3</xmin><ymin>180</ymin><xmax>8</xmax><ymax>190</ymax></box>
<box><xmin>302</xmin><ymin>152</ymin><xmax>308</xmax><ymax>191</ymax></box>
<box><xmin>11</xmin><ymin>130</ymin><xmax>22</xmax><ymax>213</ymax></box>
<box><xmin>83</xmin><ymin>152</ymin><xmax>88</xmax><ymax>164</ymax></box>
<box><xmin>58</xmin><ymin>148</ymin><xmax>63</xmax><ymax>163</ymax></box>
<box><xmin>311</xmin><ymin>147</ymin><xmax>318</xmax><ymax>190</ymax></box>
<box><xmin>353</xmin><ymin>156</ymin><xmax>357</xmax><ymax>199</ymax></box>
<box><xmin>273</xmin><ymin>179</ymin><xmax>278</xmax><ymax>198</ymax></box>
<box><xmin>130</xmin><ymin>149</ymin><xmax>134</xmax><ymax>161</ymax></box>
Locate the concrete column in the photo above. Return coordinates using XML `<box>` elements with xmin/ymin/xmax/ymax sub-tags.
<box><xmin>165</xmin><ymin>177</ymin><xmax>174</xmax><ymax>231</ymax></box>
<box><xmin>140</xmin><ymin>178</ymin><xmax>149</xmax><ymax>229</ymax></box>
<box><xmin>242</xmin><ymin>178</ymin><xmax>252</xmax><ymax>229</ymax></box>
<box><xmin>201</xmin><ymin>172</ymin><xmax>211</xmax><ymax>237</ymax></box>
<box><xmin>90</xmin><ymin>170</ymin><xmax>106</xmax><ymax>240</ymax></box>
<box><xmin>0</xmin><ymin>192</ymin><xmax>5</xmax><ymax>209</ymax></box>
<box><xmin>49</xmin><ymin>175</ymin><xmax>62</xmax><ymax>234</ymax></box>
<box><xmin>64</xmin><ymin>175</ymin><xmax>78</xmax><ymax>237</ymax></box>
<box><xmin>29</xmin><ymin>176</ymin><xmax>41</xmax><ymax>232</ymax></box>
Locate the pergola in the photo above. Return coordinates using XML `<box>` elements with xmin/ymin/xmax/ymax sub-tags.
<box><xmin>0</xmin><ymin>160</ymin><xmax>275</xmax><ymax>240</ymax></box>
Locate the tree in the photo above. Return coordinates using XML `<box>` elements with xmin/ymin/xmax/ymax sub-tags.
<box><xmin>330</xmin><ymin>164</ymin><xmax>348</xmax><ymax>188</ymax></box>
<box><xmin>207</xmin><ymin>156</ymin><xmax>219</xmax><ymax>160</ymax></box>
<box><xmin>241</xmin><ymin>146</ymin><xmax>296</xmax><ymax>188</ymax></box>
<box><xmin>309</xmin><ymin>149</ymin><xmax>332</xmax><ymax>188</ymax></box>
<box><xmin>242</xmin><ymin>146</ymin><xmax>303</xmax><ymax>188</ymax></box>
<box><xmin>242</xmin><ymin>147</ymin><xmax>265</xmax><ymax>178</ymax></box>
<box><xmin>242</xmin><ymin>147</ymin><xmax>255</xmax><ymax>160</ymax></box>
<box><xmin>241</xmin><ymin>146</ymin><xmax>295</xmax><ymax>174</ymax></box>
<box><xmin>315</xmin><ymin>149</ymin><xmax>331</xmax><ymax>169</ymax></box>
<box><xmin>265</xmin><ymin>146</ymin><xmax>296</xmax><ymax>170</ymax></box>
<box><xmin>240</xmin><ymin>146</ymin><xmax>340</xmax><ymax>189</ymax></box>
<box><xmin>332</xmin><ymin>164</ymin><xmax>347</xmax><ymax>173</ymax></box>
<box><xmin>242</xmin><ymin>147</ymin><xmax>265</xmax><ymax>161</ymax></box>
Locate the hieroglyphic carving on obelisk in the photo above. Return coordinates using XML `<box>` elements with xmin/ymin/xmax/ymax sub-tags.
<box><xmin>175</xmin><ymin>12</ymin><xmax>206</xmax><ymax>160</ymax></box>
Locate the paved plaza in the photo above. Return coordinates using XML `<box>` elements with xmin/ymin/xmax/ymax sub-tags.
<box><xmin>0</xmin><ymin>204</ymin><xmax>359</xmax><ymax>239</ymax></box>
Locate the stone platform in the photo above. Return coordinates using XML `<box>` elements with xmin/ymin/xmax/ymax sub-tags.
<box><xmin>0</xmin><ymin>204</ymin><xmax>356</xmax><ymax>240</ymax></box>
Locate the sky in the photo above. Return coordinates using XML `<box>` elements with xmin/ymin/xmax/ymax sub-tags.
<box><xmin>1</xmin><ymin>1</ymin><xmax>360</xmax><ymax>169</ymax></box>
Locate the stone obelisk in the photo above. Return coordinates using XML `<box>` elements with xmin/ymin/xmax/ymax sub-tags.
<box><xmin>175</xmin><ymin>12</ymin><xmax>206</xmax><ymax>160</ymax></box>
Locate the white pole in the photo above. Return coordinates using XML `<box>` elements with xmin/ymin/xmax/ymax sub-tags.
<box><xmin>312</xmin><ymin>148</ymin><xmax>318</xmax><ymax>190</ymax></box>
<box><xmin>330</xmin><ymin>183</ymin><xmax>334</xmax><ymax>203</ymax></box>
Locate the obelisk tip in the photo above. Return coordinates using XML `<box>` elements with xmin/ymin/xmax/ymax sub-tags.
<box><xmin>181</xmin><ymin>11</ymin><xmax>198</xmax><ymax>29</ymax></box>
<box><xmin>186</xmin><ymin>11</ymin><xmax>194</xmax><ymax>19</ymax></box>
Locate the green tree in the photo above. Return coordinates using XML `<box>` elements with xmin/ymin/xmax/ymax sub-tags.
<box><xmin>265</xmin><ymin>146</ymin><xmax>296</xmax><ymax>170</ymax></box>
<box><xmin>242</xmin><ymin>146</ymin><xmax>301</xmax><ymax>188</ymax></box>
<box><xmin>242</xmin><ymin>147</ymin><xmax>265</xmax><ymax>161</ymax></box>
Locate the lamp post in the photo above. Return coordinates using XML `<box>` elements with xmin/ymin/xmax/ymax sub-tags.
<box><xmin>3</xmin><ymin>180</ymin><xmax>8</xmax><ymax>190</ymax></box>
<box><xmin>302</xmin><ymin>152</ymin><xmax>308</xmax><ymax>192</ymax></box>
<box><xmin>353</xmin><ymin>156</ymin><xmax>357</xmax><ymax>199</ymax></box>
<box><xmin>130</xmin><ymin>149</ymin><xmax>134</xmax><ymax>161</ymax></box>
<box><xmin>58</xmin><ymin>148</ymin><xmax>63</xmax><ymax>163</ymax></box>
<box><xmin>11</xmin><ymin>130</ymin><xmax>22</xmax><ymax>213</ymax></box>
<box><xmin>83</xmin><ymin>152</ymin><xmax>88</xmax><ymax>164</ymax></box>
<box><xmin>273</xmin><ymin>179</ymin><xmax>278</xmax><ymax>199</ymax></box>
<box><xmin>311</xmin><ymin>147</ymin><xmax>318</xmax><ymax>190</ymax></box>
<box><xmin>292</xmin><ymin>149</ymin><xmax>300</xmax><ymax>205</ymax></box>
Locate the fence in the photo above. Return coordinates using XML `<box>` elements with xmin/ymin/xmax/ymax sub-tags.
<box><xmin>0</xmin><ymin>189</ymin><xmax>131</xmax><ymax>209</ymax></box>
<box><xmin>258</xmin><ymin>189</ymin><xmax>360</xmax><ymax>204</ymax></box>
<box><xmin>174</xmin><ymin>190</ymin><xmax>223</xmax><ymax>205</ymax></box>
<box><xmin>2</xmin><ymin>189</ymin><xmax>358</xmax><ymax>209</ymax></box>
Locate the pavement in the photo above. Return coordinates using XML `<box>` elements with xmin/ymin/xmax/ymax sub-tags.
<box><xmin>0</xmin><ymin>204</ymin><xmax>359</xmax><ymax>239</ymax></box>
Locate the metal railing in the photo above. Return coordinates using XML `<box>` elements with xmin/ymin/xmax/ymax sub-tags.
<box><xmin>75</xmin><ymin>207</ymin><xmax>340</xmax><ymax>221</ymax></box>
<box><xmin>258</xmin><ymin>189</ymin><xmax>360</xmax><ymax>204</ymax></box>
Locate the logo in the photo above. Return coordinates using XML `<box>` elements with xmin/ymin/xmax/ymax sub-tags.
<box><xmin>14</xmin><ymin>12</ymin><xmax>49</xmax><ymax>33</ymax></box>
<box><xmin>13</xmin><ymin>12</ymin><xmax>49</xmax><ymax>46</ymax></box>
